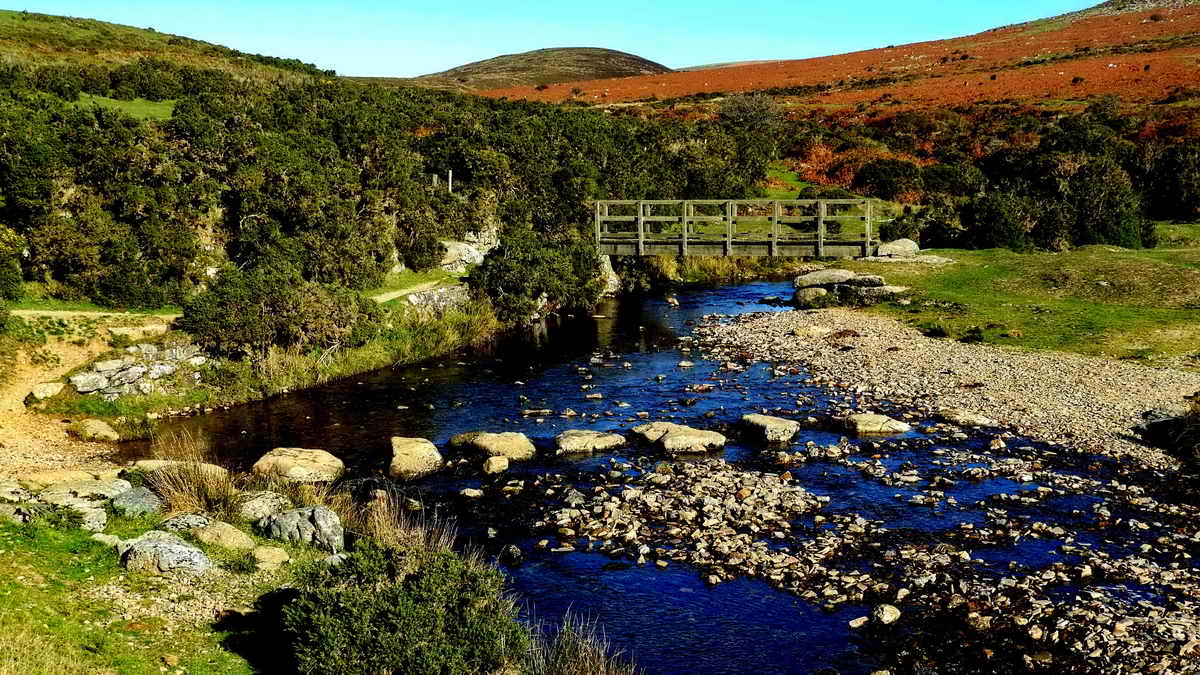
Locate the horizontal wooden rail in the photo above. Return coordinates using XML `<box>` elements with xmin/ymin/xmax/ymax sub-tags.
<box><xmin>593</xmin><ymin>199</ymin><xmax>876</xmax><ymax>258</ymax></box>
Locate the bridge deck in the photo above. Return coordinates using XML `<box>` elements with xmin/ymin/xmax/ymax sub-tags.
<box><xmin>595</xmin><ymin>199</ymin><xmax>877</xmax><ymax>258</ymax></box>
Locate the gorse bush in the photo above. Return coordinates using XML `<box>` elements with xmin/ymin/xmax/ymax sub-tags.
<box><xmin>468</xmin><ymin>231</ymin><xmax>602</xmax><ymax>320</ymax></box>
<box><xmin>282</xmin><ymin>540</ymin><xmax>527</xmax><ymax>675</ymax></box>
<box><xmin>178</xmin><ymin>265</ymin><xmax>384</xmax><ymax>357</ymax></box>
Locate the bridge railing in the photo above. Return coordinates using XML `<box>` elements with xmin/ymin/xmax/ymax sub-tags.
<box><xmin>594</xmin><ymin>199</ymin><xmax>875</xmax><ymax>257</ymax></box>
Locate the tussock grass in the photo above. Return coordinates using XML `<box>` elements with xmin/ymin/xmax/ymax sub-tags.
<box><xmin>145</xmin><ymin>430</ymin><xmax>239</xmax><ymax>519</ymax></box>
<box><xmin>0</xmin><ymin>621</ymin><xmax>90</xmax><ymax>675</ymax></box>
<box><xmin>526</xmin><ymin>613</ymin><xmax>641</xmax><ymax>675</ymax></box>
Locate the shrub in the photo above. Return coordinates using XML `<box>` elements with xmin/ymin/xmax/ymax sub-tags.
<box><xmin>282</xmin><ymin>541</ymin><xmax>527</xmax><ymax>675</ymax></box>
<box><xmin>0</xmin><ymin>254</ymin><xmax>21</xmax><ymax>301</ymax></box>
<box><xmin>468</xmin><ymin>232</ymin><xmax>602</xmax><ymax>321</ymax></box>
<box><xmin>179</xmin><ymin>265</ymin><xmax>384</xmax><ymax>358</ymax></box>
<box><xmin>960</xmin><ymin>192</ymin><xmax>1038</xmax><ymax>251</ymax></box>
<box><xmin>852</xmin><ymin>158</ymin><xmax>923</xmax><ymax>200</ymax></box>
<box><xmin>921</xmin><ymin>163</ymin><xmax>985</xmax><ymax>197</ymax></box>
<box><xmin>402</xmin><ymin>232</ymin><xmax>446</xmax><ymax>272</ymax></box>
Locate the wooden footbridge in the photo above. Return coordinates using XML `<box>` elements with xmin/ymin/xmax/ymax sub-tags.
<box><xmin>594</xmin><ymin>199</ymin><xmax>878</xmax><ymax>258</ymax></box>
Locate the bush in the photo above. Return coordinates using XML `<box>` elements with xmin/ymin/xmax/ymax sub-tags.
<box><xmin>403</xmin><ymin>233</ymin><xmax>446</xmax><ymax>272</ymax></box>
<box><xmin>468</xmin><ymin>231</ymin><xmax>601</xmax><ymax>321</ymax></box>
<box><xmin>282</xmin><ymin>541</ymin><xmax>527</xmax><ymax>675</ymax></box>
<box><xmin>960</xmin><ymin>192</ymin><xmax>1038</xmax><ymax>251</ymax></box>
<box><xmin>179</xmin><ymin>265</ymin><xmax>383</xmax><ymax>357</ymax></box>
<box><xmin>852</xmin><ymin>158</ymin><xmax>923</xmax><ymax>200</ymax></box>
<box><xmin>921</xmin><ymin>163</ymin><xmax>985</xmax><ymax>197</ymax></box>
<box><xmin>0</xmin><ymin>254</ymin><xmax>20</xmax><ymax>301</ymax></box>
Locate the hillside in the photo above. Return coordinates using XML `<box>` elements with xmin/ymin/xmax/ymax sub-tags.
<box><xmin>351</xmin><ymin>47</ymin><xmax>670</xmax><ymax>91</ymax></box>
<box><xmin>481</xmin><ymin>1</ymin><xmax>1200</xmax><ymax>107</ymax></box>
<box><xmin>0</xmin><ymin>9</ymin><xmax>331</xmax><ymax>81</ymax></box>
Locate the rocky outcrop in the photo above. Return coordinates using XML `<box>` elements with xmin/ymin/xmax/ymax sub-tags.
<box><xmin>404</xmin><ymin>285</ymin><xmax>471</xmax><ymax>314</ymax></box>
<box><xmin>62</xmin><ymin>342</ymin><xmax>211</xmax><ymax>402</ymax></box>
<box><xmin>482</xmin><ymin>456</ymin><xmax>509</xmax><ymax>474</ymax></box>
<box><xmin>440</xmin><ymin>241</ymin><xmax>485</xmax><ymax>274</ymax></box>
<box><xmin>251</xmin><ymin>448</ymin><xmax>344</xmax><ymax>482</ymax></box>
<box><xmin>741</xmin><ymin>414</ymin><xmax>801</xmax><ymax>444</ymax></box>
<box><xmin>598</xmin><ymin>255</ymin><xmax>621</xmax><ymax>297</ymax></box>
<box><xmin>388</xmin><ymin>437</ymin><xmax>443</xmax><ymax>480</ymax></box>
<box><xmin>161</xmin><ymin>513</ymin><xmax>212</xmax><ymax>532</ymax></box>
<box><xmin>259</xmin><ymin>506</ymin><xmax>344</xmax><ymax>552</ymax></box>
<box><xmin>792</xmin><ymin>269</ymin><xmax>909</xmax><ymax>308</ymax></box>
<box><xmin>555</xmin><ymin>429</ymin><xmax>626</xmax><ymax>455</ymax></box>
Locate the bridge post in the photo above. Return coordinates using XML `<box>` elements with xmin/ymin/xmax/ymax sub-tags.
<box><xmin>636</xmin><ymin>200</ymin><xmax>645</xmax><ymax>256</ymax></box>
<box><xmin>681</xmin><ymin>202</ymin><xmax>689</xmax><ymax>257</ymax></box>
<box><xmin>594</xmin><ymin>201</ymin><xmax>601</xmax><ymax>245</ymax></box>
<box><xmin>817</xmin><ymin>201</ymin><xmax>827</xmax><ymax>258</ymax></box>
<box><xmin>724</xmin><ymin>201</ymin><xmax>734</xmax><ymax>256</ymax></box>
<box><xmin>770</xmin><ymin>200</ymin><xmax>780</xmax><ymax>257</ymax></box>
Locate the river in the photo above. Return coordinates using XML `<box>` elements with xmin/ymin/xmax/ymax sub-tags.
<box><xmin>153</xmin><ymin>280</ymin><xmax>1194</xmax><ymax>674</ymax></box>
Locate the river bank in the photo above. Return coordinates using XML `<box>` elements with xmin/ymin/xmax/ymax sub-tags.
<box><xmin>695</xmin><ymin>307</ymin><xmax>1200</xmax><ymax>469</ymax></box>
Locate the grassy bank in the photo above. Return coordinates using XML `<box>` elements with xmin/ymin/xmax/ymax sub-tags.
<box><xmin>41</xmin><ymin>299</ymin><xmax>501</xmax><ymax>426</ymax></box>
<box><xmin>845</xmin><ymin>240</ymin><xmax>1200</xmax><ymax>366</ymax></box>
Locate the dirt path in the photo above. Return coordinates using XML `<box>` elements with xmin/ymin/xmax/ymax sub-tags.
<box><xmin>10</xmin><ymin>309</ymin><xmax>181</xmax><ymax>320</ymax></box>
<box><xmin>368</xmin><ymin>280</ymin><xmax>448</xmax><ymax>304</ymax></box>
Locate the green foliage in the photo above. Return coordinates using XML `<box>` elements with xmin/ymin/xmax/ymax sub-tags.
<box><xmin>468</xmin><ymin>231</ymin><xmax>602</xmax><ymax>320</ymax></box>
<box><xmin>852</xmin><ymin>158</ymin><xmax>923</xmax><ymax>200</ymax></box>
<box><xmin>282</xmin><ymin>541</ymin><xmax>527</xmax><ymax>675</ymax></box>
<box><xmin>403</xmin><ymin>233</ymin><xmax>447</xmax><ymax>272</ymax></box>
<box><xmin>0</xmin><ymin>253</ymin><xmax>21</xmax><ymax>300</ymax></box>
<box><xmin>179</xmin><ymin>265</ymin><xmax>383</xmax><ymax>357</ymax></box>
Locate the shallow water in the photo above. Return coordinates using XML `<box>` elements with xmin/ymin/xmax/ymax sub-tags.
<box><xmin>156</xmin><ymin>280</ymin><xmax>1185</xmax><ymax>674</ymax></box>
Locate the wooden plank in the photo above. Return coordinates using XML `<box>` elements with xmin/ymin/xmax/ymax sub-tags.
<box><xmin>594</xmin><ymin>201</ymin><xmax>601</xmax><ymax>244</ymax></box>
<box><xmin>725</xmin><ymin>201</ymin><xmax>734</xmax><ymax>256</ymax></box>
<box><xmin>682</xmin><ymin>202</ymin><xmax>690</xmax><ymax>257</ymax></box>
<box><xmin>771</xmin><ymin>200</ymin><xmax>780</xmax><ymax>257</ymax></box>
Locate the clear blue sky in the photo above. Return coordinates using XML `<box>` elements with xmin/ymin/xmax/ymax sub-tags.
<box><xmin>17</xmin><ymin>1</ymin><xmax>1094</xmax><ymax>77</ymax></box>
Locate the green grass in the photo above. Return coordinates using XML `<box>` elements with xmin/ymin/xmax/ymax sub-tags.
<box><xmin>360</xmin><ymin>268</ymin><xmax>457</xmax><ymax>300</ymax></box>
<box><xmin>0</xmin><ymin>517</ymin><xmax>253</xmax><ymax>674</ymax></box>
<box><xmin>763</xmin><ymin>162</ymin><xmax>811</xmax><ymax>199</ymax></box>
<box><xmin>845</xmin><ymin>243</ymin><xmax>1200</xmax><ymax>365</ymax></box>
<box><xmin>73</xmin><ymin>93</ymin><xmax>176</xmax><ymax>121</ymax></box>
<box><xmin>10</xmin><ymin>291</ymin><xmax>179</xmax><ymax>314</ymax></box>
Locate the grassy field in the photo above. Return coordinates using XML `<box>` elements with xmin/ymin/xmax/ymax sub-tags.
<box><xmin>0</xmin><ymin>516</ymin><xmax>257</xmax><ymax>674</ymax></box>
<box><xmin>763</xmin><ymin>163</ymin><xmax>810</xmax><ymax>199</ymax></box>
<box><xmin>846</xmin><ymin>229</ymin><xmax>1200</xmax><ymax>366</ymax></box>
<box><xmin>73</xmin><ymin>93</ymin><xmax>176</xmax><ymax>121</ymax></box>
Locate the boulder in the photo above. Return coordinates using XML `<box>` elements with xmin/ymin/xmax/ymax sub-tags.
<box><xmin>74</xmin><ymin>506</ymin><xmax>107</xmax><ymax>532</ymax></box>
<box><xmin>741</xmin><ymin>414</ymin><xmax>801</xmax><ymax>443</ymax></box>
<box><xmin>133</xmin><ymin>460</ymin><xmax>230</xmax><ymax>482</ymax></box>
<box><xmin>448</xmin><ymin>431</ymin><xmax>486</xmax><ymax>449</ymax></box>
<box><xmin>875</xmin><ymin>238</ymin><xmax>920</xmax><ymax>258</ymax></box>
<box><xmin>598</xmin><ymin>255</ymin><xmax>621</xmax><ymax>297</ymax></box>
<box><xmin>252</xmin><ymin>546</ymin><xmax>290</xmax><ymax>571</ymax></box>
<box><xmin>0</xmin><ymin>479</ymin><xmax>32</xmax><ymax>503</ymax></box>
<box><xmin>842</xmin><ymin>413</ymin><xmax>912</xmax><ymax>435</ymax></box>
<box><xmin>793</xmin><ymin>287</ymin><xmax>829</xmax><ymax>307</ymax></box>
<box><xmin>872</xmin><ymin>604</ymin><xmax>902</xmax><ymax>625</ymax></box>
<box><xmin>482</xmin><ymin>456</ymin><xmax>509</xmax><ymax>474</ymax></box>
<box><xmin>160</xmin><ymin>513</ymin><xmax>213</xmax><ymax>532</ymax></box>
<box><xmin>440</xmin><ymin>241</ymin><xmax>485</xmax><ymax>274</ymax></box>
<box><xmin>939</xmin><ymin>408</ymin><xmax>997</xmax><ymax>428</ymax></box>
<box><xmin>251</xmin><ymin>448</ymin><xmax>344</xmax><ymax>482</ymax></box>
<box><xmin>120</xmin><ymin>531</ymin><xmax>212</xmax><ymax>576</ymax></box>
<box><xmin>18</xmin><ymin>470</ymin><xmax>97</xmax><ymax>492</ymax></box>
<box><xmin>93</xmin><ymin>359</ymin><xmax>127</xmax><ymax>373</ymax></box>
<box><xmin>467</xmin><ymin>432</ymin><xmax>536</xmax><ymax>461</ymax></box>
<box><xmin>110</xmin><ymin>487</ymin><xmax>163</xmax><ymax>517</ymax></box>
<box><xmin>0</xmin><ymin>503</ymin><xmax>45</xmax><ymax>525</ymax></box>
<box><xmin>39</xmin><ymin>479</ymin><xmax>132</xmax><ymax>506</ymax></box>
<box><xmin>108</xmin><ymin>366</ymin><xmax>147</xmax><ymax>387</ymax></box>
<box><xmin>794</xmin><ymin>269</ymin><xmax>855</xmax><ymax>288</ymax></box>
<box><xmin>68</xmin><ymin>419</ymin><xmax>120</xmax><ymax>443</ymax></box>
<box><xmin>555</xmin><ymin>429</ymin><xmax>626</xmax><ymax>455</ymax></box>
<box><xmin>235</xmin><ymin>491</ymin><xmax>292</xmax><ymax>522</ymax></box>
<box><xmin>24</xmin><ymin>382</ymin><xmax>64</xmax><ymax>405</ymax></box>
<box><xmin>388</xmin><ymin>437</ymin><xmax>443</xmax><ymax>480</ymax></box>
<box><xmin>259</xmin><ymin>506</ymin><xmax>344</xmax><ymax>552</ymax></box>
<box><xmin>193</xmin><ymin>521</ymin><xmax>255</xmax><ymax>550</ymax></box>
<box><xmin>840</xmin><ymin>274</ymin><xmax>885</xmax><ymax>287</ymax></box>
<box><xmin>838</xmin><ymin>285</ymin><xmax>909</xmax><ymax>305</ymax></box>
<box><xmin>632</xmin><ymin>422</ymin><xmax>726</xmax><ymax>455</ymax></box>
<box><xmin>68</xmin><ymin>372</ymin><xmax>108</xmax><ymax>394</ymax></box>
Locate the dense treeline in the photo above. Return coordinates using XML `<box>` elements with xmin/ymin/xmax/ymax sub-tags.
<box><xmin>782</xmin><ymin>98</ymin><xmax>1200</xmax><ymax>250</ymax></box>
<box><xmin>0</xmin><ymin>59</ymin><xmax>774</xmax><ymax>352</ymax></box>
